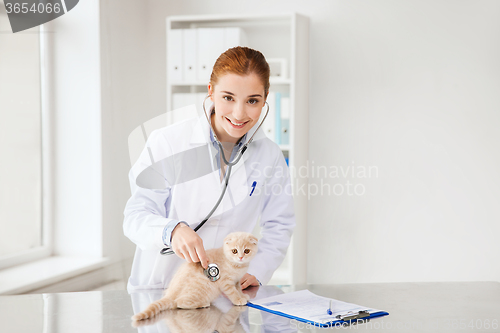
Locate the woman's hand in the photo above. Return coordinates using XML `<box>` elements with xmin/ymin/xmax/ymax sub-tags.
<box><xmin>170</xmin><ymin>223</ymin><xmax>209</xmax><ymax>269</ymax></box>
<box><xmin>240</xmin><ymin>273</ymin><xmax>260</xmax><ymax>290</ymax></box>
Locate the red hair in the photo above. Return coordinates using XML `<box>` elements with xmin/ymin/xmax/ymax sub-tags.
<box><xmin>210</xmin><ymin>46</ymin><xmax>270</xmax><ymax>98</ymax></box>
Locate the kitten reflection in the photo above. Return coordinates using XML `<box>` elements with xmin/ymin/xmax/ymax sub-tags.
<box><xmin>132</xmin><ymin>305</ymin><xmax>246</xmax><ymax>333</ymax></box>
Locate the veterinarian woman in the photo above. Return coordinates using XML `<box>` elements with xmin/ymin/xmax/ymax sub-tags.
<box><xmin>123</xmin><ymin>46</ymin><xmax>295</xmax><ymax>292</ymax></box>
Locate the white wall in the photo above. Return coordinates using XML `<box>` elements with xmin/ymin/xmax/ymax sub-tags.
<box><xmin>117</xmin><ymin>0</ymin><xmax>499</xmax><ymax>284</ymax></box>
<box><xmin>44</xmin><ymin>0</ymin><xmax>148</xmax><ymax>264</ymax></box>
<box><xmin>305</xmin><ymin>0</ymin><xmax>500</xmax><ymax>284</ymax></box>
<box><xmin>46</xmin><ymin>0</ymin><xmax>102</xmax><ymax>257</ymax></box>
<box><xmin>99</xmin><ymin>0</ymin><xmax>151</xmax><ymax>262</ymax></box>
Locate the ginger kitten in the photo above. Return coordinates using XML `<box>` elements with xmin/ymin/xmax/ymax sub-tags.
<box><xmin>132</xmin><ymin>232</ymin><xmax>258</xmax><ymax>321</ymax></box>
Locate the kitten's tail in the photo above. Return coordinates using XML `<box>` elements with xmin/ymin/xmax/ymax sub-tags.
<box><xmin>131</xmin><ymin>297</ymin><xmax>175</xmax><ymax>322</ymax></box>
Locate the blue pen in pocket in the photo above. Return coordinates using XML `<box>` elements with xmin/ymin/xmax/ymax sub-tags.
<box><xmin>249</xmin><ymin>181</ymin><xmax>257</xmax><ymax>196</ymax></box>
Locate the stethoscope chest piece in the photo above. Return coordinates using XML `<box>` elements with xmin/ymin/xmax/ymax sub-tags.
<box><xmin>204</xmin><ymin>263</ymin><xmax>220</xmax><ymax>282</ymax></box>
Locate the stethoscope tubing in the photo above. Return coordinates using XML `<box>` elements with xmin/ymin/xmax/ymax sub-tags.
<box><xmin>159</xmin><ymin>162</ymin><xmax>233</xmax><ymax>256</ymax></box>
<box><xmin>159</xmin><ymin>95</ymin><xmax>269</xmax><ymax>256</ymax></box>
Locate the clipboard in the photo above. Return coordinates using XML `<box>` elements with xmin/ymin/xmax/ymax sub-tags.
<box><xmin>247</xmin><ymin>289</ymin><xmax>389</xmax><ymax>328</ymax></box>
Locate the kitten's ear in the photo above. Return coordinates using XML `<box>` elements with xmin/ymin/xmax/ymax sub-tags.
<box><xmin>249</xmin><ymin>235</ymin><xmax>258</xmax><ymax>245</ymax></box>
<box><xmin>225</xmin><ymin>238</ymin><xmax>232</xmax><ymax>245</ymax></box>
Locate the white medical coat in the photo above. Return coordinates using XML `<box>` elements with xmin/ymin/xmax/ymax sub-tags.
<box><xmin>123</xmin><ymin>111</ymin><xmax>295</xmax><ymax>292</ymax></box>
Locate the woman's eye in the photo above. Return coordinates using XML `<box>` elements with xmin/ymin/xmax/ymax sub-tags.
<box><xmin>232</xmin><ymin>249</ymin><xmax>238</xmax><ymax>254</ymax></box>
<box><xmin>244</xmin><ymin>249</ymin><xmax>250</xmax><ymax>254</ymax></box>
<box><xmin>223</xmin><ymin>96</ymin><xmax>233</xmax><ymax>101</ymax></box>
<box><xmin>248</xmin><ymin>99</ymin><xmax>258</xmax><ymax>105</ymax></box>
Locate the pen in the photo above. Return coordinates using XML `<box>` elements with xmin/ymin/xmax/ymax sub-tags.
<box><xmin>249</xmin><ymin>181</ymin><xmax>257</xmax><ymax>196</ymax></box>
<box><xmin>327</xmin><ymin>300</ymin><xmax>332</xmax><ymax>315</ymax></box>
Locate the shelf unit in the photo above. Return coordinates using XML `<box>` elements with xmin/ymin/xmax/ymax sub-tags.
<box><xmin>166</xmin><ymin>13</ymin><xmax>309</xmax><ymax>285</ymax></box>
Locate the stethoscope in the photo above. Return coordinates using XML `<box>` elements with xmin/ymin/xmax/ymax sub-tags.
<box><xmin>159</xmin><ymin>94</ymin><xmax>270</xmax><ymax>258</ymax></box>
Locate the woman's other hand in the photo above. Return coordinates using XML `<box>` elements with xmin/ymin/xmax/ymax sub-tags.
<box><xmin>171</xmin><ymin>223</ymin><xmax>209</xmax><ymax>269</ymax></box>
<box><xmin>240</xmin><ymin>273</ymin><xmax>260</xmax><ymax>290</ymax></box>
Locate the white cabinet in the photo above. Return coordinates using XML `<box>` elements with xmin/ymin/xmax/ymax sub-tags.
<box><xmin>166</xmin><ymin>13</ymin><xmax>309</xmax><ymax>285</ymax></box>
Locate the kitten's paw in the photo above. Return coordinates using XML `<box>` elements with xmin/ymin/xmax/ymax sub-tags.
<box><xmin>232</xmin><ymin>296</ymin><xmax>248</xmax><ymax>306</ymax></box>
<box><xmin>230</xmin><ymin>305</ymin><xmax>247</xmax><ymax>314</ymax></box>
<box><xmin>131</xmin><ymin>312</ymin><xmax>148</xmax><ymax>322</ymax></box>
<box><xmin>243</xmin><ymin>293</ymin><xmax>251</xmax><ymax>301</ymax></box>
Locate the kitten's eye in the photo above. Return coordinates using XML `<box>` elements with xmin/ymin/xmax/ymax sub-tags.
<box><xmin>244</xmin><ymin>249</ymin><xmax>250</xmax><ymax>254</ymax></box>
<box><xmin>232</xmin><ymin>249</ymin><xmax>238</xmax><ymax>254</ymax></box>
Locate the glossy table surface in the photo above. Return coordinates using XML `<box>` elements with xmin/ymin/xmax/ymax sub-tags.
<box><xmin>0</xmin><ymin>281</ymin><xmax>499</xmax><ymax>332</ymax></box>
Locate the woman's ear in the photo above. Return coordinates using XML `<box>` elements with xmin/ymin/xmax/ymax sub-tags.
<box><xmin>207</xmin><ymin>84</ymin><xmax>214</xmax><ymax>101</ymax></box>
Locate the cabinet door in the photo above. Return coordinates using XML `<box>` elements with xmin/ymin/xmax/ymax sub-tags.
<box><xmin>167</xmin><ymin>29</ymin><xmax>183</xmax><ymax>82</ymax></box>
<box><xmin>183</xmin><ymin>29</ymin><xmax>197</xmax><ymax>82</ymax></box>
<box><xmin>197</xmin><ymin>28</ymin><xmax>225</xmax><ymax>82</ymax></box>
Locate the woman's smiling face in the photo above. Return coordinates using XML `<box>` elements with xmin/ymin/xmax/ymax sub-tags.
<box><xmin>208</xmin><ymin>72</ymin><xmax>266</xmax><ymax>144</ymax></box>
